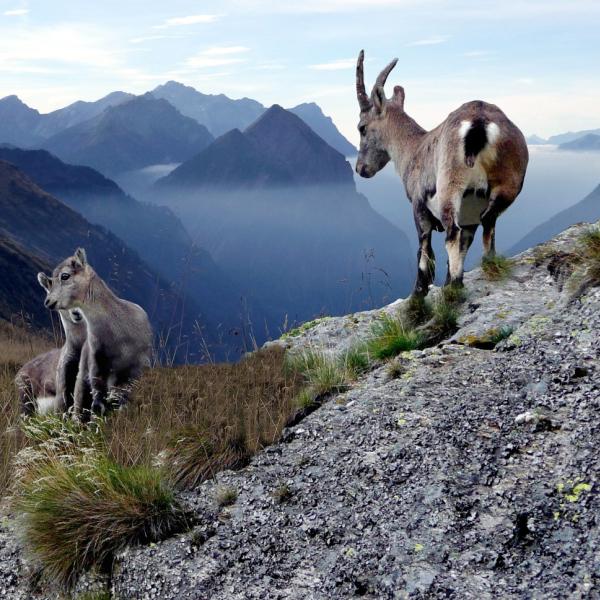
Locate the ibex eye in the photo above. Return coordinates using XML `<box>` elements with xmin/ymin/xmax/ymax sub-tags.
<box><xmin>60</xmin><ymin>273</ymin><xmax>70</xmax><ymax>281</ymax></box>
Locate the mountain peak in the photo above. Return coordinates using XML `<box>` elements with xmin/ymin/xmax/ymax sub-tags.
<box><xmin>0</xmin><ymin>94</ymin><xmax>28</xmax><ymax>106</ymax></box>
<box><xmin>245</xmin><ymin>105</ymin><xmax>353</xmax><ymax>186</ymax></box>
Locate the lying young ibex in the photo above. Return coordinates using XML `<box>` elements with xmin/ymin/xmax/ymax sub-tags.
<box><xmin>15</xmin><ymin>348</ymin><xmax>61</xmax><ymax>415</ymax></box>
<box><xmin>355</xmin><ymin>51</ymin><xmax>529</xmax><ymax>295</ymax></box>
<box><xmin>45</xmin><ymin>248</ymin><xmax>153</xmax><ymax>416</ymax></box>
<box><xmin>15</xmin><ymin>274</ymin><xmax>88</xmax><ymax>415</ymax></box>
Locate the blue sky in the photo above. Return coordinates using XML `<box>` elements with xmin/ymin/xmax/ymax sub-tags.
<box><xmin>1</xmin><ymin>0</ymin><xmax>598</xmax><ymax>142</ymax></box>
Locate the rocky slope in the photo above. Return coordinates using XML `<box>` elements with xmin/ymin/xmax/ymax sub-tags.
<box><xmin>1</xmin><ymin>222</ymin><xmax>600</xmax><ymax>598</ymax></box>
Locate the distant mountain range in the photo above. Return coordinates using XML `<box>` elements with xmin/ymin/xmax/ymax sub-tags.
<box><xmin>153</xmin><ymin>105</ymin><xmax>414</xmax><ymax>324</ymax></box>
<box><xmin>559</xmin><ymin>134</ymin><xmax>600</xmax><ymax>152</ymax></box>
<box><xmin>42</xmin><ymin>94</ymin><xmax>215</xmax><ymax>176</ymax></box>
<box><xmin>0</xmin><ymin>146</ymin><xmax>252</xmax><ymax>359</ymax></box>
<box><xmin>0</xmin><ymin>234</ymin><xmax>52</xmax><ymax>327</ymax></box>
<box><xmin>151</xmin><ymin>81</ymin><xmax>265</xmax><ymax>138</ymax></box>
<box><xmin>527</xmin><ymin>128</ymin><xmax>600</xmax><ymax>146</ymax></box>
<box><xmin>0</xmin><ymin>84</ymin><xmax>355</xmax><ymax>178</ymax></box>
<box><xmin>0</xmin><ymin>160</ymin><xmax>194</xmax><ymax>345</ymax></box>
<box><xmin>151</xmin><ymin>81</ymin><xmax>355</xmax><ymax>156</ymax></box>
<box><xmin>0</xmin><ymin>92</ymin><xmax>132</xmax><ymax>148</ymax></box>
<box><xmin>509</xmin><ymin>183</ymin><xmax>600</xmax><ymax>256</ymax></box>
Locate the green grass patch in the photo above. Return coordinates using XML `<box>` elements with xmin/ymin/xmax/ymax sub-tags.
<box><xmin>339</xmin><ymin>343</ymin><xmax>371</xmax><ymax>380</ymax></box>
<box><xmin>281</xmin><ymin>317</ymin><xmax>330</xmax><ymax>339</ymax></box>
<box><xmin>286</xmin><ymin>349</ymin><xmax>348</xmax><ymax>397</ymax></box>
<box><xmin>367</xmin><ymin>314</ymin><xmax>424</xmax><ymax>360</ymax></box>
<box><xmin>481</xmin><ymin>255</ymin><xmax>514</xmax><ymax>281</ymax></box>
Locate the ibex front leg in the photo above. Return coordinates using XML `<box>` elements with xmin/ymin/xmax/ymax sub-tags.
<box><xmin>89</xmin><ymin>350</ymin><xmax>110</xmax><ymax>416</ymax></box>
<box><xmin>445</xmin><ymin>225</ymin><xmax>477</xmax><ymax>286</ymax></box>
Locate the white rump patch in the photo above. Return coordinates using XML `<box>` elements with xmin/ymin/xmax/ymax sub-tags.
<box><xmin>36</xmin><ymin>396</ymin><xmax>57</xmax><ymax>415</ymax></box>
<box><xmin>459</xmin><ymin>120</ymin><xmax>471</xmax><ymax>139</ymax></box>
<box><xmin>486</xmin><ymin>122</ymin><xmax>500</xmax><ymax>145</ymax></box>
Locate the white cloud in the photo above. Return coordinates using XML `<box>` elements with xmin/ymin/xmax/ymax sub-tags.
<box><xmin>254</xmin><ymin>62</ymin><xmax>286</xmax><ymax>71</ymax></box>
<box><xmin>463</xmin><ymin>50</ymin><xmax>491</xmax><ymax>58</ymax></box>
<box><xmin>4</xmin><ymin>8</ymin><xmax>29</xmax><ymax>16</ymax></box>
<box><xmin>310</xmin><ymin>59</ymin><xmax>355</xmax><ymax>71</ymax></box>
<box><xmin>406</xmin><ymin>36</ymin><xmax>447</xmax><ymax>46</ymax></box>
<box><xmin>183</xmin><ymin>46</ymin><xmax>249</xmax><ymax>69</ymax></box>
<box><xmin>154</xmin><ymin>14</ymin><xmax>220</xmax><ymax>29</ymax></box>
<box><xmin>129</xmin><ymin>34</ymin><xmax>171</xmax><ymax>44</ymax></box>
<box><xmin>0</xmin><ymin>24</ymin><xmax>119</xmax><ymax>69</ymax></box>
<box><xmin>232</xmin><ymin>0</ymin><xmax>423</xmax><ymax>14</ymax></box>
<box><xmin>201</xmin><ymin>45</ymin><xmax>250</xmax><ymax>56</ymax></box>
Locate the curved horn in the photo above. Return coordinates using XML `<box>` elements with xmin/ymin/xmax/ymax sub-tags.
<box><xmin>372</xmin><ymin>58</ymin><xmax>398</xmax><ymax>101</ymax></box>
<box><xmin>356</xmin><ymin>50</ymin><xmax>371</xmax><ymax>112</ymax></box>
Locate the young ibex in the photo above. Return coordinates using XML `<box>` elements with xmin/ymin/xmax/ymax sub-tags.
<box><xmin>15</xmin><ymin>348</ymin><xmax>61</xmax><ymax>415</ymax></box>
<box><xmin>15</xmin><ymin>275</ymin><xmax>88</xmax><ymax>415</ymax></box>
<box><xmin>355</xmin><ymin>50</ymin><xmax>528</xmax><ymax>295</ymax></box>
<box><xmin>44</xmin><ymin>248</ymin><xmax>152</xmax><ymax>416</ymax></box>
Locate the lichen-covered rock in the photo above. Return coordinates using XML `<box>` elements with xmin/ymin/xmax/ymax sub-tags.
<box><xmin>2</xmin><ymin>222</ymin><xmax>599</xmax><ymax>599</ymax></box>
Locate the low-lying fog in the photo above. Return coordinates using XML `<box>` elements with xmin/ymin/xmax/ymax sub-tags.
<box><xmin>119</xmin><ymin>145</ymin><xmax>600</xmax><ymax>285</ymax></box>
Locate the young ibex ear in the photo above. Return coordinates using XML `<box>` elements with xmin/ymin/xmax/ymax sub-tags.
<box><xmin>73</xmin><ymin>247</ymin><xmax>87</xmax><ymax>268</ymax></box>
<box><xmin>37</xmin><ymin>272</ymin><xmax>52</xmax><ymax>291</ymax></box>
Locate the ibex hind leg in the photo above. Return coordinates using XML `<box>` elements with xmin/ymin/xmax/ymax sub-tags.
<box><xmin>481</xmin><ymin>190</ymin><xmax>517</xmax><ymax>259</ymax></box>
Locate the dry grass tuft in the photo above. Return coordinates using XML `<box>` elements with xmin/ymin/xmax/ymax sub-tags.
<box><xmin>12</xmin><ymin>416</ymin><xmax>190</xmax><ymax>589</ymax></box>
<box><xmin>0</xmin><ymin>322</ymin><xmax>53</xmax><ymax>495</ymax></box>
<box><xmin>215</xmin><ymin>485</ymin><xmax>238</xmax><ymax>507</ymax></box>
<box><xmin>481</xmin><ymin>255</ymin><xmax>514</xmax><ymax>281</ymax></box>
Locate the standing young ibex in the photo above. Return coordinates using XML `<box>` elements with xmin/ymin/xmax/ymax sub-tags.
<box><xmin>45</xmin><ymin>248</ymin><xmax>152</xmax><ymax>416</ymax></box>
<box><xmin>355</xmin><ymin>50</ymin><xmax>528</xmax><ymax>295</ymax></box>
<box><xmin>15</xmin><ymin>275</ymin><xmax>88</xmax><ymax>415</ymax></box>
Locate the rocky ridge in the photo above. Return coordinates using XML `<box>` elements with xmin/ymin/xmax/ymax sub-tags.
<box><xmin>1</xmin><ymin>222</ymin><xmax>599</xmax><ymax>599</ymax></box>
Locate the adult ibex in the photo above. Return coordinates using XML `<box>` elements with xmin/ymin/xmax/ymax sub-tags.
<box><xmin>355</xmin><ymin>50</ymin><xmax>528</xmax><ymax>295</ymax></box>
<box><xmin>15</xmin><ymin>274</ymin><xmax>88</xmax><ymax>415</ymax></box>
<box><xmin>45</xmin><ymin>248</ymin><xmax>153</xmax><ymax>416</ymax></box>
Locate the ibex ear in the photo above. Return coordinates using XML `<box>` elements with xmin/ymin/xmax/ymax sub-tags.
<box><xmin>391</xmin><ymin>85</ymin><xmax>405</xmax><ymax>111</ymax></box>
<box><xmin>37</xmin><ymin>272</ymin><xmax>52</xmax><ymax>291</ymax></box>
<box><xmin>73</xmin><ymin>248</ymin><xmax>87</xmax><ymax>267</ymax></box>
